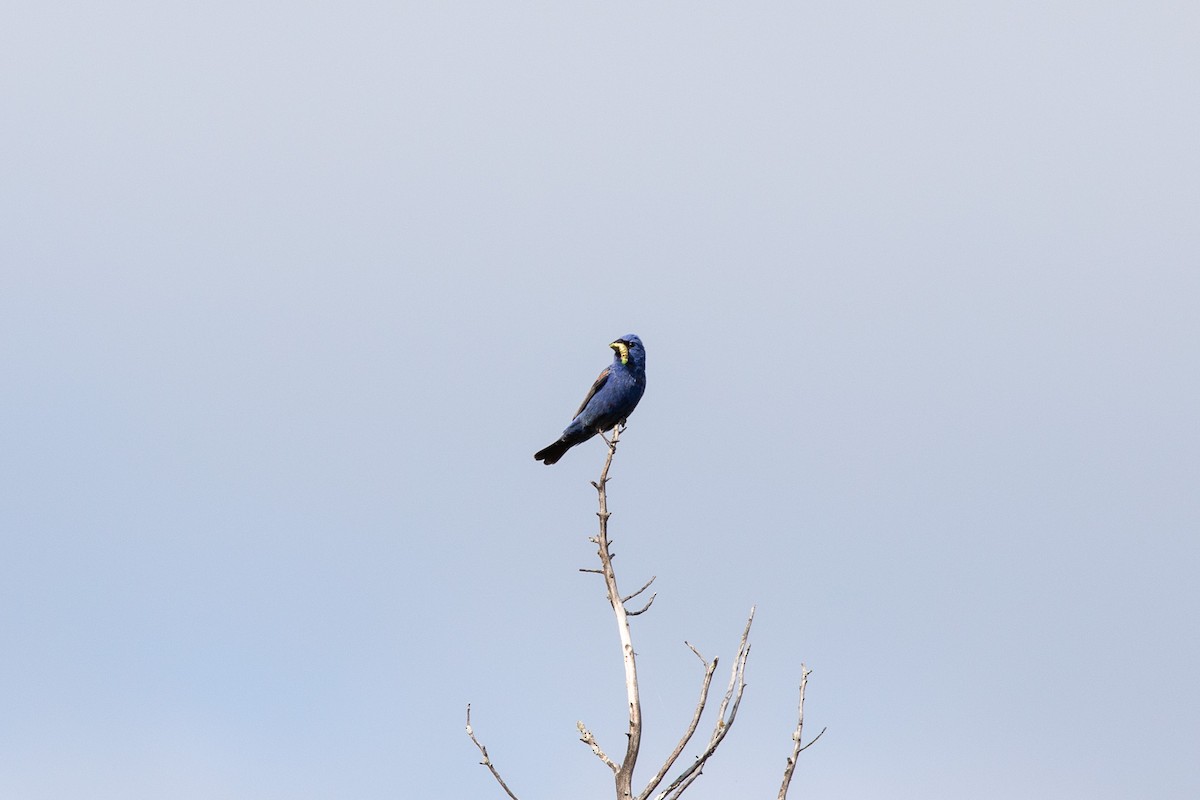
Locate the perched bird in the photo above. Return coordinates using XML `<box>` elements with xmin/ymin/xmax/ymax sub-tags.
<box><xmin>534</xmin><ymin>334</ymin><xmax>647</xmax><ymax>465</ymax></box>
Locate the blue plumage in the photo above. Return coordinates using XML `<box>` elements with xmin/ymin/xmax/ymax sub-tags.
<box><xmin>534</xmin><ymin>334</ymin><xmax>647</xmax><ymax>465</ymax></box>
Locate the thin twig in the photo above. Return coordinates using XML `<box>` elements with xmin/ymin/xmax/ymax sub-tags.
<box><xmin>578</xmin><ymin>720</ymin><xmax>620</xmax><ymax>773</ymax></box>
<box><xmin>799</xmin><ymin>727</ymin><xmax>827</xmax><ymax>754</ymax></box>
<box><xmin>666</xmin><ymin>770</ymin><xmax>703</xmax><ymax>800</ymax></box>
<box><xmin>653</xmin><ymin>608</ymin><xmax>755</xmax><ymax>800</ymax></box>
<box><xmin>626</xmin><ymin>593</ymin><xmax>657</xmax><ymax>616</ymax></box>
<box><xmin>636</xmin><ymin>650</ymin><xmax>719</xmax><ymax>800</ymax></box>
<box><xmin>622</xmin><ymin>576</ymin><xmax>657</xmax><ymax>603</ymax></box>
<box><xmin>465</xmin><ymin>705</ymin><xmax>521</xmax><ymax>800</ymax></box>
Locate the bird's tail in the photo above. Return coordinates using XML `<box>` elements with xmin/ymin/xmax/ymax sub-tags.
<box><xmin>534</xmin><ymin>439</ymin><xmax>572</xmax><ymax>465</ymax></box>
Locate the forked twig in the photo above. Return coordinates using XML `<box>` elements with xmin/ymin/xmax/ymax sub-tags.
<box><xmin>636</xmin><ymin>647</ymin><xmax>719</xmax><ymax>800</ymax></box>
<box><xmin>652</xmin><ymin>608</ymin><xmax>756</xmax><ymax>800</ymax></box>
<box><xmin>777</xmin><ymin>665</ymin><xmax>826</xmax><ymax>799</ymax></box>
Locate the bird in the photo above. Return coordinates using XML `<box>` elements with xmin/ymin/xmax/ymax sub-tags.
<box><xmin>534</xmin><ymin>334</ymin><xmax>647</xmax><ymax>465</ymax></box>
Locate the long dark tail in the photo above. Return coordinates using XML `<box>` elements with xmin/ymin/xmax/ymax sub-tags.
<box><xmin>534</xmin><ymin>438</ymin><xmax>573</xmax><ymax>465</ymax></box>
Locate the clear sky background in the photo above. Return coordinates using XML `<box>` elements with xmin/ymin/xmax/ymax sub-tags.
<box><xmin>2</xmin><ymin>3</ymin><xmax>1198</xmax><ymax>798</ymax></box>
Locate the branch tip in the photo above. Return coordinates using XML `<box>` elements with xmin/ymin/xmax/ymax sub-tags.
<box><xmin>463</xmin><ymin>705</ymin><xmax>522</xmax><ymax>800</ymax></box>
<box><xmin>626</xmin><ymin>592</ymin><xmax>657</xmax><ymax>616</ymax></box>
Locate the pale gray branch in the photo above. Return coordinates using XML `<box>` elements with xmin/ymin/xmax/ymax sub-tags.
<box><xmin>777</xmin><ymin>665</ymin><xmax>810</xmax><ymax>800</ymax></box>
<box><xmin>665</xmin><ymin>769</ymin><xmax>703</xmax><ymax>800</ymax></box>
<box><xmin>653</xmin><ymin>607</ymin><xmax>755</xmax><ymax>800</ymax></box>
<box><xmin>777</xmin><ymin>665</ymin><xmax>826</xmax><ymax>799</ymax></box>
<box><xmin>578</xmin><ymin>720</ymin><xmax>620</xmax><ymax>773</ymax></box>
<box><xmin>636</xmin><ymin>650</ymin><xmax>719</xmax><ymax>800</ymax></box>
<box><xmin>470</xmin><ymin>400</ymin><xmax>822</xmax><ymax>800</ymax></box>
<box><xmin>799</xmin><ymin>726</ymin><xmax>827</xmax><ymax>754</ymax></box>
<box><xmin>626</xmin><ymin>592</ymin><xmax>657</xmax><ymax>616</ymax></box>
<box><xmin>589</xmin><ymin>424</ymin><xmax>644</xmax><ymax>799</ymax></box>
<box><xmin>622</xmin><ymin>575</ymin><xmax>657</xmax><ymax>603</ymax></box>
<box><xmin>684</xmin><ymin>642</ymin><xmax>707</xmax><ymax>665</ymax></box>
<box><xmin>465</xmin><ymin>705</ymin><xmax>521</xmax><ymax>800</ymax></box>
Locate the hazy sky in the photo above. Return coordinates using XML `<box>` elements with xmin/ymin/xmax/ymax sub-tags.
<box><xmin>2</xmin><ymin>3</ymin><xmax>1198</xmax><ymax>799</ymax></box>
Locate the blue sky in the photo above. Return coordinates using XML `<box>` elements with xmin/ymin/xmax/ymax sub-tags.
<box><xmin>2</xmin><ymin>3</ymin><xmax>1198</xmax><ymax>798</ymax></box>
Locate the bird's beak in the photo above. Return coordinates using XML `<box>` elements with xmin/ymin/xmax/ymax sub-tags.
<box><xmin>610</xmin><ymin>340</ymin><xmax>630</xmax><ymax>365</ymax></box>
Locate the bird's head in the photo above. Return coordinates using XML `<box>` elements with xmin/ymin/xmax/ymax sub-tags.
<box><xmin>609</xmin><ymin>334</ymin><xmax>645</xmax><ymax>370</ymax></box>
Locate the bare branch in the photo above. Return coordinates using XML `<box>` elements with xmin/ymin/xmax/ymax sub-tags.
<box><xmin>472</xmin><ymin>405</ymin><xmax>821</xmax><ymax>800</ymax></box>
<box><xmin>578</xmin><ymin>720</ymin><xmax>620</xmax><ymax>773</ymax></box>
<box><xmin>652</xmin><ymin>607</ymin><xmax>756</xmax><ymax>800</ymax></box>
<box><xmin>626</xmin><ymin>593</ymin><xmax>657</xmax><ymax>616</ymax></box>
<box><xmin>588</xmin><ymin>424</ymin><xmax>644</xmax><ymax>800</ymax></box>
<box><xmin>636</xmin><ymin>652</ymin><xmax>719</xmax><ymax>800</ymax></box>
<box><xmin>798</xmin><ymin>727</ymin><xmax>827</xmax><ymax>754</ymax></box>
<box><xmin>622</xmin><ymin>576</ymin><xmax>657</xmax><ymax>603</ymax></box>
<box><xmin>777</xmin><ymin>665</ymin><xmax>810</xmax><ymax>799</ymax></box>
<box><xmin>665</xmin><ymin>769</ymin><xmax>703</xmax><ymax>800</ymax></box>
<box><xmin>465</xmin><ymin>705</ymin><xmax>522</xmax><ymax>800</ymax></box>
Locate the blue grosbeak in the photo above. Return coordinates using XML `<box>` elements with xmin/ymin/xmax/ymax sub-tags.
<box><xmin>534</xmin><ymin>335</ymin><xmax>647</xmax><ymax>465</ymax></box>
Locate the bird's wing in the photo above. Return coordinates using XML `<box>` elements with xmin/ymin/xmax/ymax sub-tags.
<box><xmin>573</xmin><ymin>366</ymin><xmax>611</xmax><ymax>418</ymax></box>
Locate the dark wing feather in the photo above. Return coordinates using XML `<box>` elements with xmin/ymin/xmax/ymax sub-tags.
<box><xmin>573</xmin><ymin>366</ymin><xmax>611</xmax><ymax>418</ymax></box>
